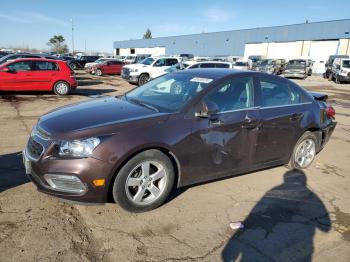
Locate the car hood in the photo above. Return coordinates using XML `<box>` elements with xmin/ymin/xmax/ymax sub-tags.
<box><xmin>38</xmin><ymin>96</ymin><xmax>167</xmax><ymax>138</ymax></box>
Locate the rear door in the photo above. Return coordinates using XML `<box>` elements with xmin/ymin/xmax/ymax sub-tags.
<box><xmin>31</xmin><ymin>61</ymin><xmax>59</xmax><ymax>90</ymax></box>
<box><xmin>254</xmin><ymin>75</ymin><xmax>312</xmax><ymax>165</ymax></box>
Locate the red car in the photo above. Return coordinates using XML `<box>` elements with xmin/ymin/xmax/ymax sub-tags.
<box><xmin>92</xmin><ymin>60</ymin><xmax>125</xmax><ymax>76</ymax></box>
<box><xmin>0</xmin><ymin>58</ymin><xmax>78</xmax><ymax>95</ymax></box>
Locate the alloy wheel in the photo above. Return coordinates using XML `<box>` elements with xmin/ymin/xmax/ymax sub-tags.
<box><xmin>294</xmin><ymin>139</ymin><xmax>315</xmax><ymax>168</ymax></box>
<box><xmin>125</xmin><ymin>161</ymin><xmax>167</xmax><ymax>205</ymax></box>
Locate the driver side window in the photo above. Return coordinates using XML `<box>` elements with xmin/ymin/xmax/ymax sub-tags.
<box><xmin>8</xmin><ymin>61</ymin><xmax>32</xmax><ymax>71</ymax></box>
<box><xmin>204</xmin><ymin>77</ymin><xmax>254</xmax><ymax>113</ymax></box>
<box><xmin>154</xmin><ymin>59</ymin><xmax>166</xmax><ymax>67</ymax></box>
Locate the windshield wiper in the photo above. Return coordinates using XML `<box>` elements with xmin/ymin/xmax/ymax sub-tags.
<box><xmin>128</xmin><ymin>98</ymin><xmax>159</xmax><ymax>112</ymax></box>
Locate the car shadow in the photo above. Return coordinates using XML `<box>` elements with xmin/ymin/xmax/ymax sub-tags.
<box><xmin>0</xmin><ymin>152</ymin><xmax>29</xmax><ymax>193</ymax></box>
<box><xmin>221</xmin><ymin>169</ymin><xmax>331</xmax><ymax>262</ymax></box>
<box><xmin>77</xmin><ymin>80</ymin><xmax>104</xmax><ymax>86</ymax></box>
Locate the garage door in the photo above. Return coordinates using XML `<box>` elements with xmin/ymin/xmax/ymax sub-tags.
<box><xmin>309</xmin><ymin>41</ymin><xmax>340</xmax><ymax>74</ymax></box>
<box><xmin>244</xmin><ymin>43</ymin><xmax>264</xmax><ymax>58</ymax></box>
<box><xmin>267</xmin><ymin>42</ymin><xmax>299</xmax><ymax>60</ymax></box>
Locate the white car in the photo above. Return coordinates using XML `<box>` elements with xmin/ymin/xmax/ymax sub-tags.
<box><xmin>233</xmin><ymin>60</ymin><xmax>249</xmax><ymax>70</ymax></box>
<box><xmin>186</xmin><ymin>61</ymin><xmax>233</xmax><ymax>69</ymax></box>
<box><xmin>84</xmin><ymin>58</ymin><xmax>112</xmax><ymax>69</ymax></box>
<box><xmin>331</xmin><ymin>58</ymin><xmax>350</xmax><ymax>84</ymax></box>
<box><xmin>121</xmin><ymin>56</ymin><xmax>180</xmax><ymax>85</ymax></box>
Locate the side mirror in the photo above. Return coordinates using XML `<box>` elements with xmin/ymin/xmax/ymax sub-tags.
<box><xmin>1</xmin><ymin>66</ymin><xmax>12</xmax><ymax>73</ymax></box>
<box><xmin>195</xmin><ymin>101</ymin><xmax>219</xmax><ymax>118</ymax></box>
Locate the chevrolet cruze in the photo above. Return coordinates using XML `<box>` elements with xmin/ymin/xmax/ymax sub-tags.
<box><xmin>23</xmin><ymin>69</ymin><xmax>336</xmax><ymax>212</ymax></box>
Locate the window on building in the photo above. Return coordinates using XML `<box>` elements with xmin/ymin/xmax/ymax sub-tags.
<box><xmin>130</xmin><ymin>48</ymin><xmax>135</xmax><ymax>54</ymax></box>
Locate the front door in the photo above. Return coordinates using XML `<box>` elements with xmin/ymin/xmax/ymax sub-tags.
<box><xmin>4</xmin><ymin>61</ymin><xmax>33</xmax><ymax>90</ymax></box>
<box><xmin>188</xmin><ymin>76</ymin><xmax>260</xmax><ymax>183</ymax></box>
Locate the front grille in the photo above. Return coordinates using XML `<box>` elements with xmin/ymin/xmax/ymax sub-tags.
<box><xmin>27</xmin><ymin>137</ymin><xmax>44</xmax><ymax>160</ymax></box>
<box><xmin>122</xmin><ymin>68</ymin><xmax>130</xmax><ymax>76</ymax></box>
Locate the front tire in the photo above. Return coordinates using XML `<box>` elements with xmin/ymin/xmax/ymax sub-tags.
<box><xmin>288</xmin><ymin>131</ymin><xmax>317</xmax><ymax>170</ymax></box>
<box><xmin>112</xmin><ymin>150</ymin><xmax>175</xmax><ymax>212</ymax></box>
<box><xmin>138</xmin><ymin>73</ymin><xmax>149</xmax><ymax>86</ymax></box>
<box><xmin>53</xmin><ymin>81</ymin><xmax>71</xmax><ymax>96</ymax></box>
<box><xmin>335</xmin><ymin>75</ymin><xmax>341</xmax><ymax>84</ymax></box>
<box><xmin>95</xmin><ymin>69</ymin><xmax>103</xmax><ymax>76</ymax></box>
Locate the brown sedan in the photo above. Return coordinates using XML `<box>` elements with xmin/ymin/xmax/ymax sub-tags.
<box><xmin>23</xmin><ymin>69</ymin><xmax>336</xmax><ymax>212</ymax></box>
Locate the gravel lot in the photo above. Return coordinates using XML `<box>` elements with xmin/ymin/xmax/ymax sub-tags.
<box><xmin>0</xmin><ymin>72</ymin><xmax>349</xmax><ymax>261</ymax></box>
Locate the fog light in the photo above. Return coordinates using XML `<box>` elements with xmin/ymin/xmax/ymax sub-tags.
<box><xmin>44</xmin><ymin>174</ymin><xmax>86</xmax><ymax>194</ymax></box>
<box><xmin>92</xmin><ymin>179</ymin><xmax>105</xmax><ymax>187</ymax></box>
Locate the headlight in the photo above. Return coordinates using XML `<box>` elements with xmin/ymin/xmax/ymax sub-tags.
<box><xmin>59</xmin><ymin>137</ymin><xmax>100</xmax><ymax>158</ymax></box>
<box><xmin>130</xmin><ymin>68</ymin><xmax>138</xmax><ymax>72</ymax></box>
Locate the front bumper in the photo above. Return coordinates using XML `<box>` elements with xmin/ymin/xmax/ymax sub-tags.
<box><xmin>338</xmin><ymin>74</ymin><xmax>350</xmax><ymax>82</ymax></box>
<box><xmin>283</xmin><ymin>72</ymin><xmax>306</xmax><ymax>78</ymax></box>
<box><xmin>121</xmin><ymin>72</ymin><xmax>139</xmax><ymax>83</ymax></box>
<box><xmin>23</xmin><ymin>138</ymin><xmax>114</xmax><ymax>203</ymax></box>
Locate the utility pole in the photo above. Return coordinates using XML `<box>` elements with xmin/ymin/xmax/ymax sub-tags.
<box><xmin>345</xmin><ymin>31</ymin><xmax>350</xmax><ymax>55</ymax></box>
<box><xmin>70</xmin><ymin>18</ymin><xmax>75</xmax><ymax>56</ymax></box>
<box><xmin>265</xmin><ymin>36</ymin><xmax>269</xmax><ymax>57</ymax></box>
<box><xmin>85</xmin><ymin>40</ymin><xmax>87</xmax><ymax>54</ymax></box>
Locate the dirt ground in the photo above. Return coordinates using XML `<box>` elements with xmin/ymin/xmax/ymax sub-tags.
<box><xmin>0</xmin><ymin>72</ymin><xmax>349</xmax><ymax>262</ymax></box>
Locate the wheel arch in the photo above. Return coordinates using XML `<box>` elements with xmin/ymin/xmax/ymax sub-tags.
<box><xmin>106</xmin><ymin>146</ymin><xmax>181</xmax><ymax>202</ymax></box>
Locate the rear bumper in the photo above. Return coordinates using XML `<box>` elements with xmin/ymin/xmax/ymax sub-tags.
<box><xmin>314</xmin><ymin>121</ymin><xmax>337</xmax><ymax>152</ymax></box>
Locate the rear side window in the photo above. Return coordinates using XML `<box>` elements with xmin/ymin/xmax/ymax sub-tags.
<box><xmin>166</xmin><ymin>59</ymin><xmax>178</xmax><ymax>66</ymax></box>
<box><xmin>8</xmin><ymin>61</ymin><xmax>32</xmax><ymax>71</ymax></box>
<box><xmin>33</xmin><ymin>61</ymin><xmax>58</xmax><ymax>71</ymax></box>
<box><xmin>259</xmin><ymin>77</ymin><xmax>309</xmax><ymax>107</ymax></box>
<box><xmin>215</xmin><ymin>63</ymin><xmax>230</xmax><ymax>68</ymax></box>
<box><xmin>200</xmin><ymin>63</ymin><xmax>215</xmax><ymax>68</ymax></box>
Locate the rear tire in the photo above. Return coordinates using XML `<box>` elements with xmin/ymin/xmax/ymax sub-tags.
<box><xmin>288</xmin><ymin>131</ymin><xmax>317</xmax><ymax>170</ymax></box>
<box><xmin>112</xmin><ymin>150</ymin><xmax>175</xmax><ymax>212</ymax></box>
<box><xmin>53</xmin><ymin>81</ymin><xmax>71</xmax><ymax>96</ymax></box>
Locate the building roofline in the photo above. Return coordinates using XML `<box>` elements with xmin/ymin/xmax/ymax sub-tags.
<box><xmin>114</xmin><ymin>18</ymin><xmax>350</xmax><ymax>43</ymax></box>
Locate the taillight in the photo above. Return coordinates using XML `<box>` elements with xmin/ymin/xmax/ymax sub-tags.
<box><xmin>326</xmin><ymin>105</ymin><xmax>335</xmax><ymax>119</ymax></box>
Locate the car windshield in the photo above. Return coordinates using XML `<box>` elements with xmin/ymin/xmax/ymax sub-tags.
<box><xmin>288</xmin><ymin>60</ymin><xmax>306</xmax><ymax>65</ymax></box>
<box><xmin>124</xmin><ymin>73</ymin><xmax>215</xmax><ymax>112</ymax></box>
<box><xmin>235</xmin><ymin>62</ymin><xmax>248</xmax><ymax>66</ymax></box>
<box><xmin>342</xmin><ymin>60</ymin><xmax>350</xmax><ymax>68</ymax></box>
<box><xmin>258</xmin><ymin>60</ymin><xmax>273</xmax><ymax>66</ymax></box>
<box><xmin>140</xmin><ymin>57</ymin><xmax>154</xmax><ymax>65</ymax></box>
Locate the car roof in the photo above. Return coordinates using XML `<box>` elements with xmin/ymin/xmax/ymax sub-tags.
<box><xmin>192</xmin><ymin>61</ymin><xmax>231</xmax><ymax>64</ymax></box>
<box><xmin>2</xmin><ymin>58</ymin><xmax>62</xmax><ymax>66</ymax></box>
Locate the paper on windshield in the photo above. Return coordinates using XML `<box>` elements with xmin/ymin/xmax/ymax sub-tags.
<box><xmin>190</xmin><ymin>77</ymin><xmax>213</xmax><ymax>84</ymax></box>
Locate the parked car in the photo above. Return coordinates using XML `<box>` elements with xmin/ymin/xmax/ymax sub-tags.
<box><xmin>179</xmin><ymin>54</ymin><xmax>194</xmax><ymax>60</ymax></box>
<box><xmin>0</xmin><ymin>53</ymin><xmax>55</xmax><ymax>65</ymax></box>
<box><xmin>23</xmin><ymin>69</ymin><xmax>336</xmax><ymax>212</ymax></box>
<box><xmin>121</xmin><ymin>56</ymin><xmax>180</xmax><ymax>85</ymax></box>
<box><xmin>329</xmin><ymin>58</ymin><xmax>350</xmax><ymax>84</ymax></box>
<box><xmin>283</xmin><ymin>59</ymin><xmax>312</xmax><ymax>79</ymax></box>
<box><xmin>232</xmin><ymin>60</ymin><xmax>249</xmax><ymax>70</ymax></box>
<box><xmin>57</xmin><ymin>55</ymin><xmax>75</xmax><ymax>62</ymax></box>
<box><xmin>324</xmin><ymin>55</ymin><xmax>349</xmax><ymax>79</ymax></box>
<box><xmin>92</xmin><ymin>60</ymin><xmax>125</xmax><ymax>76</ymax></box>
<box><xmin>186</xmin><ymin>61</ymin><xmax>233</xmax><ymax>69</ymax></box>
<box><xmin>0</xmin><ymin>58</ymin><xmax>77</xmax><ymax>95</ymax></box>
<box><xmin>248</xmin><ymin>55</ymin><xmax>265</xmax><ymax>70</ymax></box>
<box><xmin>254</xmin><ymin>59</ymin><xmax>286</xmax><ymax>75</ymax></box>
<box><xmin>84</xmin><ymin>58</ymin><xmax>113</xmax><ymax>70</ymax></box>
<box><xmin>68</xmin><ymin>56</ymin><xmax>101</xmax><ymax>70</ymax></box>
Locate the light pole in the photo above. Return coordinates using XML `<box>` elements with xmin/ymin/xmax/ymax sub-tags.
<box><xmin>70</xmin><ymin>18</ymin><xmax>75</xmax><ymax>56</ymax></box>
<box><xmin>345</xmin><ymin>31</ymin><xmax>349</xmax><ymax>55</ymax></box>
<box><xmin>265</xmin><ymin>36</ymin><xmax>269</xmax><ymax>57</ymax></box>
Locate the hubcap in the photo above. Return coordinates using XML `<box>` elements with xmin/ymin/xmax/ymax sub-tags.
<box><xmin>125</xmin><ymin>161</ymin><xmax>167</xmax><ymax>205</ymax></box>
<box><xmin>139</xmin><ymin>75</ymin><xmax>149</xmax><ymax>85</ymax></box>
<box><xmin>295</xmin><ymin>139</ymin><xmax>315</xmax><ymax>168</ymax></box>
<box><xmin>56</xmin><ymin>83</ymin><xmax>68</xmax><ymax>94</ymax></box>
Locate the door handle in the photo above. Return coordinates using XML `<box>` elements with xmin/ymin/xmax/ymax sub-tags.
<box><xmin>210</xmin><ymin>119</ymin><xmax>224</xmax><ymax>126</ymax></box>
<box><xmin>290</xmin><ymin>113</ymin><xmax>303</xmax><ymax>121</ymax></box>
<box><xmin>242</xmin><ymin>116</ymin><xmax>258</xmax><ymax>129</ymax></box>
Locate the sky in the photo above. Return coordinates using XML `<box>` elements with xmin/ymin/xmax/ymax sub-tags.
<box><xmin>0</xmin><ymin>0</ymin><xmax>349</xmax><ymax>53</ymax></box>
